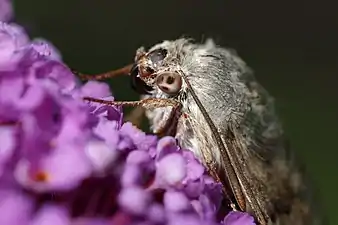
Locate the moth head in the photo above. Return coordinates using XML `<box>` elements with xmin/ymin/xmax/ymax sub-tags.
<box><xmin>129</xmin><ymin>42</ymin><xmax>185</xmax><ymax>96</ymax></box>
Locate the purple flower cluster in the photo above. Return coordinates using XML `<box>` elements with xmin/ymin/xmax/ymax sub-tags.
<box><xmin>0</xmin><ymin>21</ymin><xmax>255</xmax><ymax>225</ymax></box>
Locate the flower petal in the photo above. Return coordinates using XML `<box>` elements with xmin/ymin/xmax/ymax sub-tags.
<box><xmin>31</xmin><ymin>204</ymin><xmax>71</xmax><ymax>225</ymax></box>
<box><xmin>156</xmin><ymin>153</ymin><xmax>186</xmax><ymax>186</ymax></box>
<box><xmin>118</xmin><ymin>186</ymin><xmax>152</xmax><ymax>215</ymax></box>
<box><xmin>223</xmin><ymin>211</ymin><xmax>256</xmax><ymax>225</ymax></box>
<box><xmin>0</xmin><ymin>190</ymin><xmax>33</xmax><ymax>225</ymax></box>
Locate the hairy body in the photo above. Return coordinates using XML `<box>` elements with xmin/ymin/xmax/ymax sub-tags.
<box><xmin>140</xmin><ymin>38</ymin><xmax>323</xmax><ymax>225</ymax></box>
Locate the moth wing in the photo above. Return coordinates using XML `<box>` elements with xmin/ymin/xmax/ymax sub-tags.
<box><xmin>219</xmin><ymin>126</ymin><xmax>272</xmax><ymax>225</ymax></box>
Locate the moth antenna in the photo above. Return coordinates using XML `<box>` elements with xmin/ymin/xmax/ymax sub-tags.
<box><xmin>71</xmin><ymin>64</ymin><xmax>133</xmax><ymax>81</ymax></box>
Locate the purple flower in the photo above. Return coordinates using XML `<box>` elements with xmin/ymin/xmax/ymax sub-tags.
<box><xmin>121</xmin><ymin>150</ymin><xmax>154</xmax><ymax>187</ymax></box>
<box><xmin>85</xmin><ymin>140</ymin><xmax>119</xmax><ymax>172</ymax></box>
<box><xmin>0</xmin><ymin>125</ymin><xmax>16</xmax><ymax>175</ymax></box>
<box><xmin>223</xmin><ymin>211</ymin><xmax>256</xmax><ymax>225</ymax></box>
<box><xmin>167</xmin><ymin>214</ymin><xmax>207</xmax><ymax>225</ymax></box>
<box><xmin>0</xmin><ymin>190</ymin><xmax>33</xmax><ymax>225</ymax></box>
<box><xmin>14</xmin><ymin>144</ymin><xmax>93</xmax><ymax>192</ymax></box>
<box><xmin>0</xmin><ymin>20</ymin><xmax>256</xmax><ymax>225</ymax></box>
<box><xmin>30</xmin><ymin>205</ymin><xmax>70</xmax><ymax>225</ymax></box>
<box><xmin>155</xmin><ymin>136</ymin><xmax>179</xmax><ymax>159</ymax></box>
<box><xmin>0</xmin><ymin>0</ymin><xmax>13</xmax><ymax>22</ymax></box>
<box><xmin>119</xmin><ymin>122</ymin><xmax>158</xmax><ymax>152</ymax></box>
<box><xmin>163</xmin><ymin>190</ymin><xmax>191</xmax><ymax>212</ymax></box>
<box><xmin>118</xmin><ymin>186</ymin><xmax>152</xmax><ymax>215</ymax></box>
<box><xmin>156</xmin><ymin>152</ymin><xmax>187</xmax><ymax>186</ymax></box>
<box><xmin>0</xmin><ymin>22</ymin><xmax>29</xmax><ymax>68</ymax></box>
<box><xmin>31</xmin><ymin>38</ymin><xmax>62</xmax><ymax>61</ymax></box>
<box><xmin>147</xmin><ymin>204</ymin><xmax>166</xmax><ymax>223</ymax></box>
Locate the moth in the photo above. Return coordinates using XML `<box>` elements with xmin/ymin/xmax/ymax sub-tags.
<box><xmin>75</xmin><ymin>38</ymin><xmax>324</xmax><ymax>225</ymax></box>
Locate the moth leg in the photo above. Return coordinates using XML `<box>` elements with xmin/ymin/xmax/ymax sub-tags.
<box><xmin>71</xmin><ymin>64</ymin><xmax>133</xmax><ymax>81</ymax></box>
<box><xmin>83</xmin><ymin>97</ymin><xmax>182</xmax><ymax>136</ymax></box>
<box><xmin>152</xmin><ymin>101</ymin><xmax>182</xmax><ymax>137</ymax></box>
<box><xmin>83</xmin><ymin>97</ymin><xmax>179</xmax><ymax>109</ymax></box>
<box><xmin>124</xmin><ymin>106</ymin><xmax>146</xmax><ymax>128</ymax></box>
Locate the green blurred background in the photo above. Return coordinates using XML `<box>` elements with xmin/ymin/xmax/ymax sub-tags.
<box><xmin>13</xmin><ymin>0</ymin><xmax>337</xmax><ymax>224</ymax></box>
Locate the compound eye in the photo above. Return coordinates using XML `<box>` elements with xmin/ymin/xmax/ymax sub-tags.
<box><xmin>148</xmin><ymin>48</ymin><xmax>167</xmax><ymax>65</ymax></box>
<box><xmin>130</xmin><ymin>64</ymin><xmax>153</xmax><ymax>94</ymax></box>
<box><xmin>156</xmin><ymin>72</ymin><xmax>182</xmax><ymax>95</ymax></box>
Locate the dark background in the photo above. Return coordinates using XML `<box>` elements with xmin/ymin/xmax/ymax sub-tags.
<box><xmin>14</xmin><ymin>0</ymin><xmax>338</xmax><ymax>224</ymax></box>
